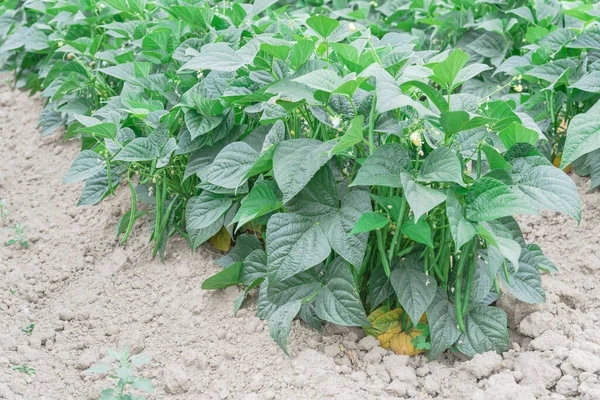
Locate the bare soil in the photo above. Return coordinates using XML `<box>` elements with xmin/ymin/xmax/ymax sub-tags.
<box><xmin>1</xmin><ymin>80</ymin><xmax>600</xmax><ymax>400</ymax></box>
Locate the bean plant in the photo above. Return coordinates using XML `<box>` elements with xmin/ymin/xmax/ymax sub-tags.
<box><xmin>0</xmin><ymin>0</ymin><xmax>595</xmax><ymax>358</ymax></box>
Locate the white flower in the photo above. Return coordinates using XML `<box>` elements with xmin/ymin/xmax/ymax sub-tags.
<box><xmin>330</xmin><ymin>115</ymin><xmax>341</xmax><ymax>128</ymax></box>
<box><xmin>410</xmin><ymin>130</ymin><xmax>422</xmax><ymax>147</ymax></box>
<box><xmin>348</xmin><ymin>22</ymin><xmax>357</xmax><ymax>32</ymax></box>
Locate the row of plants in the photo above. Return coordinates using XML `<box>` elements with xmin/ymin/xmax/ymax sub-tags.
<box><xmin>0</xmin><ymin>0</ymin><xmax>598</xmax><ymax>358</ymax></box>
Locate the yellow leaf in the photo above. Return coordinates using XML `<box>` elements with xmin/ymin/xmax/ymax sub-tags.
<box><xmin>364</xmin><ymin>306</ymin><xmax>428</xmax><ymax>356</ymax></box>
<box><xmin>387</xmin><ymin>331</ymin><xmax>424</xmax><ymax>356</ymax></box>
<box><xmin>209</xmin><ymin>227</ymin><xmax>231</xmax><ymax>252</ymax></box>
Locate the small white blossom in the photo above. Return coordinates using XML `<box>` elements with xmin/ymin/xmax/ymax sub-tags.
<box><xmin>410</xmin><ymin>130</ymin><xmax>422</xmax><ymax>147</ymax></box>
<box><xmin>330</xmin><ymin>115</ymin><xmax>341</xmax><ymax>128</ymax></box>
<box><xmin>348</xmin><ymin>22</ymin><xmax>357</xmax><ymax>32</ymax></box>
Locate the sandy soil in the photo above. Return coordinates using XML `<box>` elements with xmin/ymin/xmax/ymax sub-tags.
<box><xmin>1</xmin><ymin>80</ymin><xmax>600</xmax><ymax>400</ymax></box>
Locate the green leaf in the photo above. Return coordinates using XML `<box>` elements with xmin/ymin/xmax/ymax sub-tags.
<box><xmin>466</xmin><ymin>173</ymin><xmax>537</xmax><ymax>222</ymax></box>
<box><xmin>267</xmin><ymin>270</ymin><xmax>321</xmax><ymax>305</ymax></box>
<box><xmin>427</xmin><ymin>289</ymin><xmax>460</xmax><ymax>359</ymax></box>
<box><xmin>331</xmin><ymin>115</ymin><xmax>364</xmax><ymax>155</ymax></box>
<box><xmin>390</xmin><ymin>262</ymin><xmax>437</xmax><ymax>325</ymax></box>
<box><xmin>561</xmin><ymin>101</ymin><xmax>600</xmax><ymax>168</ymax></box>
<box><xmin>77</xmin><ymin>123</ymin><xmax>117</xmax><ymax>139</ymax></box>
<box><xmin>306</xmin><ymin>15</ymin><xmax>339</xmax><ymax>39</ymax></box>
<box><xmin>446</xmin><ymin>191</ymin><xmax>477</xmax><ymax>251</ymax></box>
<box><xmin>260</xmin><ymin>43</ymin><xmax>290</xmax><ymax>60</ymax></box>
<box><xmin>201</xmin><ymin>262</ymin><xmax>242</xmax><ymax>290</ymax></box>
<box><xmin>314</xmin><ymin>257</ymin><xmax>369</xmax><ymax>326</ymax></box>
<box><xmin>524</xmin><ymin>244</ymin><xmax>557</xmax><ymax>274</ymax></box>
<box><xmin>292</xmin><ymin>69</ymin><xmax>343</xmax><ymax>92</ymax></box>
<box><xmin>202</xmin><ymin>142</ymin><xmax>259</xmax><ymax>189</ymax></box>
<box><xmin>290</xmin><ymin>39</ymin><xmax>314</xmax><ymax>70</ymax></box>
<box><xmin>63</xmin><ymin>150</ymin><xmax>105</xmax><ymax>184</ymax></box>
<box><xmin>216</xmin><ymin>234</ymin><xmax>262</xmax><ymax>268</ymax></box>
<box><xmin>186</xmin><ymin>193</ymin><xmax>232</xmax><ymax>249</ymax></box>
<box><xmin>401</xmin><ymin>175</ymin><xmax>446</xmax><ymax>221</ymax></box>
<box><xmin>456</xmin><ymin>306</ymin><xmax>509</xmax><ymax>357</ymax></box>
<box><xmin>351</xmin><ymin>143</ymin><xmax>412</xmax><ymax>188</ymax></box>
<box><xmin>114</xmin><ymin>138</ymin><xmax>159</xmax><ymax>162</ymax></box>
<box><xmin>401</xmin><ymin>216</ymin><xmax>433</xmax><ymax>248</ymax></box>
<box><xmin>569</xmin><ymin>71</ymin><xmax>600</xmax><ymax>93</ymax></box>
<box><xmin>268</xmin><ymin>300</ymin><xmax>302</xmax><ymax>355</ymax></box>
<box><xmin>180</xmin><ymin>43</ymin><xmax>246</xmax><ymax>72</ymax></box>
<box><xmin>241</xmin><ymin>249</ymin><xmax>268</xmax><ymax>285</ymax></box>
<box><xmin>417</xmin><ymin>147</ymin><xmax>465</xmax><ymax>186</ymax></box>
<box><xmin>481</xmin><ymin>145</ymin><xmax>512</xmax><ymax>171</ymax></box>
<box><xmin>430</xmin><ymin>49</ymin><xmax>470</xmax><ymax>88</ymax></box>
<box><xmin>498</xmin><ymin>122</ymin><xmax>538</xmax><ymax>149</ymax></box>
<box><xmin>266</xmin><ymin>213</ymin><xmax>330</xmax><ymax>282</ymax></box>
<box><xmin>273</xmin><ymin>139</ymin><xmax>335</xmax><ymax>203</ymax></box>
<box><xmin>500</xmin><ymin>249</ymin><xmax>546</xmax><ymax>304</ymax></box>
<box><xmin>349</xmin><ymin>212</ymin><xmax>390</xmax><ymax>235</ymax></box>
<box><xmin>232</xmin><ymin>181</ymin><xmax>282</xmax><ymax>230</ymax></box>
<box><xmin>507</xmin><ymin>144</ymin><xmax>581</xmax><ymax>222</ymax></box>
<box><xmin>86</xmin><ymin>364</ymin><xmax>110</xmax><ymax>374</ymax></box>
<box><xmin>477</xmin><ymin>220</ymin><xmax>522</xmax><ymax>269</ymax></box>
<box><xmin>132</xmin><ymin>378</ymin><xmax>154</xmax><ymax>394</ymax></box>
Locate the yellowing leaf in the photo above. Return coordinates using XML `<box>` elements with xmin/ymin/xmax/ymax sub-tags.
<box><xmin>209</xmin><ymin>227</ymin><xmax>232</xmax><ymax>252</ymax></box>
<box><xmin>388</xmin><ymin>331</ymin><xmax>424</xmax><ymax>356</ymax></box>
<box><xmin>364</xmin><ymin>306</ymin><xmax>428</xmax><ymax>356</ymax></box>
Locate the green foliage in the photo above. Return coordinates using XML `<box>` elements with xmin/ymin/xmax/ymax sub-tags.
<box><xmin>3</xmin><ymin>223</ymin><xmax>29</xmax><ymax>249</ymax></box>
<box><xmin>21</xmin><ymin>323</ymin><xmax>35</xmax><ymax>336</ymax></box>
<box><xmin>86</xmin><ymin>347</ymin><xmax>154</xmax><ymax>400</ymax></box>
<box><xmin>11</xmin><ymin>364</ymin><xmax>36</xmax><ymax>376</ymax></box>
<box><xmin>0</xmin><ymin>0</ymin><xmax>593</xmax><ymax>359</ymax></box>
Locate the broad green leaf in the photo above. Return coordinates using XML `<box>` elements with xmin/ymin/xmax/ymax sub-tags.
<box><xmin>569</xmin><ymin>71</ymin><xmax>600</xmax><ymax>93</ymax></box>
<box><xmin>481</xmin><ymin>145</ymin><xmax>512</xmax><ymax>171</ymax></box>
<box><xmin>232</xmin><ymin>181</ymin><xmax>282</xmax><ymax>229</ymax></box>
<box><xmin>201</xmin><ymin>262</ymin><xmax>242</xmax><ymax>290</ymax></box>
<box><xmin>315</xmin><ymin>257</ymin><xmax>369</xmax><ymax>326</ymax></box>
<box><xmin>524</xmin><ymin>244</ymin><xmax>558</xmax><ymax>274</ymax></box>
<box><xmin>427</xmin><ymin>289</ymin><xmax>460</xmax><ymax>359</ymax></box>
<box><xmin>456</xmin><ymin>306</ymin><xmax>509</xmax><ymax>357</ymax></box>
<box><xmin>180</xmin><ymin>43</ymin><xmax>246</xmax><ymax>72</ymax></box>
<box><xmin>268</xmin><ymin>299</ymin><xmax>302</xmax><ymax>355</ymax></box>
<box><xmin>290</xmin><ymin>39</ymin><xmax>315</xmax><ymax>70</ymax></box>
<box><xmin>63</xmin><ymin>150</ymin><xmax>105</xmax><ymax>183</ymax></box>
<box><xmin>390</xmin><ymin>262</ymin><xmax>437</xmax><ymax>325</ymax></box>
<box><xmin>273</xmin><ymin>139</ymin><xmax>335</xmax><ymax>203</ymax></box>
<box><xmin>401</xmin><ymin>216</ymin><xmax>433</xmax><ymax>248</ymax></box>
<box><xmin>132</xmin><ymin>378</ymin><xmax>154</xmax><ymax>394</ymax></box>
<box><xmin>351</xmin><ymin>143</ymin><xmax>412</xmax><ymax>187</ymax></box>
<box><xmin>477</xmin><ymin>220</ymin><xmax>522</xmax><ymax>269</ymax></box>
<box><xmin>430</xmin><ymin>49</ymin><xmax>469</xmax><ymax>88</ymax></box>
<box><xmin>507</xmin><ymin>144</ymin><xmax>581</xmax><ymax>222</ymax></box>
<box><xmin>561</xmin><ymin>101</ymin><xmax>600</xmax><ymax>168</ymax></box>
<box><xmin>349</xmin><ymin>212</ymin><xmax>390</xmax><ymax>235</ymax></box>
<box><xmin>446</xmin><ymin>191</ymin><xmax>477</xmax><ymax>251</ymax></box>
<box><xmin>306</xmin><ymin>15</ymin><xmax>339</xmax><ymax>39</ymax></box>
<box><xmin>417</xmin><ymin>147</ymin><xmax>465</xmax><ymax>186</ymax></box>
<box><xmin>114</xmin><ymin>138</ymin><xmax>159</xmax><ymax>162</ymax></box>
<box><xmin>216</xmin><ymin>234</ymin><xmax>262</xmax><ymax>268</ymax></box>
<box><xmin>330</xmin><ymin>115</ymin><xmax>364</xmax><ymax>155</ymax></box>
<box><xmin>86</xmin><ymin>364</ymin><xmax>110</xmax><ymax>374</ymax></box>
<box><xmin>186</xmin><ymin>193</ymin><xmax>232</xmax><ymax>249</ymax></box>
<box><xmin>498</xmin><ymin>123</ymin><xmax>538</xmax><ymax>149</ymax></box>
<box><xmin>401</xmin><ymin>175</ymin><xmax>446</xmax><ymax>221</ymax></box>
<box><xmin>292</xmin><ymin>69</ymin><xmax>343</xmax><ymax>92</ymax></box>
<box><xmin>267</xmin><ymin>270</ymin><xmax>321</xmax><ymax>305</ymax></box>
<box><xmin>368</xmin><ymin>264</ymin><xmax>395</xmax><ymax>309</ymax></box>
<box><xmin>500</xmin><ymin>248</ymin><xmax>545</xmax><ymax>304</ymax></box>
<box><xmin>466</xmin><ymin>173</ymin><xmax>537</xmax><ymax>222</ymax></box>
<box><xmin>202</xmin><ymin>142</ymin><xmax>259</xmax><ymax>189</ymax></box>
<box><xmin>266</xmin><ymin>213</ymin><xmax>330</xmax><ymax>282</ymax></box>
<box><xmin>241</xmin><ymin>249</ymin><xmax>268</xmax><ymax>285</ymax></box>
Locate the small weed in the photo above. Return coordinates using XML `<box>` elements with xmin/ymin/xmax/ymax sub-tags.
<box><xmin>21</xmin><ymin>323</ymin><xmax>36</xmax><ymax>336</ymax></box>
<box><xmin>86</xmin><ymin>346</ymin><xmax>154</xmax><ymax>400</ymax></box>
<box><xmin>11</xmin><ymin>364</ymin><xmax>36</xmax><ymax>376</ymax></box>
<box><xmin>9</xmin><ymin>288</ymin><xmax>16</xmax><ymax>295</ymax></box>
<box><xmin>0</xmin><ymin>199</ymin><xmax>8</xmax><ymax>224</ymax></box>
<box><xmin>4</xmin><ymin>223</ymin><xmax>29</xmax><ymax>249</ymax></box>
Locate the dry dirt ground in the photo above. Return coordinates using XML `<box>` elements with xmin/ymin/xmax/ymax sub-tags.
<box><xmin>1</xmin><ymin>80</ymin><xmax>600</xmax><ymax>400</ymax></box>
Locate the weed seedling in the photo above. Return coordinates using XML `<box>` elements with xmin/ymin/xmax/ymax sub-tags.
<box><xmin>9</xmin><ymin>288</ymin><xmax>16</xmax><ymax>295</ymax></box>
<box><xmin>0</xmin><ymin>199</ymin><xmax>8</xmax><ymax>224</ymax></box>
<box><xmin>86</xmin><ymin>346</ymin><xmax>154</xmax><ymax>400</ymax></box>
<box><xmin>21</xmin><ymin>323</ymin><xmax>36</xmax><ymax>336</ymax></box>
<box><xmin>11</xmin><ymin>364</ymin><xmax>36</xmax><ymax>376</ymax></box>
<box><xmin>4</xmin><ymin>223</ymin><xmax>29</xmax><ymax>249</ymax></box>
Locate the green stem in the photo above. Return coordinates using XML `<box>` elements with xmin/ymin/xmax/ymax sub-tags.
<box><xmin>121</xmin><ymin>179</ymin><xmax>137</xmax><ymax>245</ymax></box>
